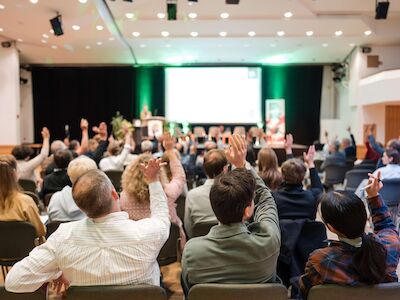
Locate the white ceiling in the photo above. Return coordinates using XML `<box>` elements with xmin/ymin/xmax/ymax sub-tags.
<box><xmin>0</xmin><ymin>0</ymin><xmax>399</xmax><ymax>65</ymax></box>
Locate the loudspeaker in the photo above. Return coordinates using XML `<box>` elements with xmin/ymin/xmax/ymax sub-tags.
<box><xmin>167</xmin><ymin>3</ymin><xmax>177</xmax><ymax>20</ymax></box>
<box><xmin>50</xmin><ymin>15</ymin><xmax>63</xmax><ymax>36</ymax></box>
<box><xmin>376</xmin><ymin>1</ymin><xmax>390</xmax><ymax>19</ymax></box>
<box><xmin>361</xmin><ymin>46</ymin><xmax>372</xmax><ymax>53</ymax></box>
<box><xmin>226</xmin><ymin>0</ymin><xmax>240</xmax><ymax>4</ymax></box>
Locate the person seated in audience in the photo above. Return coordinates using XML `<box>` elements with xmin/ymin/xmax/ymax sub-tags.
<box><xmin>141</xmin><ymin>139</ymin><xmax>153</xmax><ymax>154</ymax></box>
<box><xmin>341</xmin><ymin>126</ymin><xmax>357</xmax><ymax>160</ymax></box>
<box><xmin>85</xmin><ymin>121</ymin><xmax>110</xmax><ymax>165</ymax></box>
<box><xmin>368</xmin><ymin>125</ymin><xmax>400</xmax><ymax>168</ymax></box>
<box><xmin>181</xmin><ymin>135</ymin><xmax>280</xmax><ymax>294</ymax></box>
<box><xmin>64</xmin><ymin>118</ymin><xmax>90</xmax><ymax>158</ymax></box>
<box><xmin>99</xmin><ymin>126</ymin><xmax>131</xmax><ymax>171</ymax></box>
<box><xmin>298</xmin><ymin>173</ymin><xmax>400</xmax><ymax>299</ymax></box>
<box><xmin>0</xmin><ymin>155</ymin><xmax>45</xmax><ymax>238</ymax></box>
<box><xmin>12</xmin><ymin>127</ymin><xmax>50</xmax><ymax>187</ymax></box>
<box><xmin>320</xmin><ymin>140</ymin><xmax>346</xmax><ymax>171</ymax></box>
<box><xmin>120</xmin><ymin>133</ymin><xmax>186</xmax><ymax>244</ymax></box>
<box><xmin>5</xmin><ymin>163</ymin><xmax>170</xmax><ymax>293</ymax></box>
<box><xmin>184</xmin><ymin>149</ymin><xmax>226</xmax><ymax>238</ymax></box>
<box><xmin>47</xmin><ymin>156</ymin><xmax>97</xmax><ymax>222</ymax></box>
<box><xmin>41</xmin><ymin>140</ymin><xmax>67</xmax><ymax>176</ymax></box>
<box><xmin>257</xmin><ymin>147</ymin><xmax>282</xmax><ymax>190</ymax></box>
<box><xmin>272</xmin><ymin>145</ymin><xmax>323</xmax><ymax>220</ymax></box>
<box><xmin>40</xmin><ymin>149</ymin><xmax>73</xmax><ymax>198</ymax></box>
<box><xmin>372</xmin><ymin>149</ymin><xmax>400</xmax><ymax>179</ymax></box>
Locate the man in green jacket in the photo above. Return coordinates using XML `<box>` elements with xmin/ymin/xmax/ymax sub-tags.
<box><xmin>181</xmin><ymin>134</ymin><xmax>281</xmax><ymax>294</ymax></box>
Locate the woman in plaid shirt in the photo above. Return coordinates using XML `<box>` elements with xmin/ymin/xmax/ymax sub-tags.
<box><xmin>299</xmin><ymin>172</ymin><xmax>400</xmax><ymax>298</ymax></box>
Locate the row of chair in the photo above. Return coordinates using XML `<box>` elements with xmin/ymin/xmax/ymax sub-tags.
<box><xmin>2</xmin><ymin>282</ymin><xmax>400</xmax><ymax>300</ymax></box>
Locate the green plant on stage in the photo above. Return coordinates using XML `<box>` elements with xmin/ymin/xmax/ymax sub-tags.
<box><xmin>111</xmin><ymin>111</ymin><xmax>134</xmax><ymax>140</ymax></box>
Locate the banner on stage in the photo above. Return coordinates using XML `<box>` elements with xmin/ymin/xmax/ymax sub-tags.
<box><xmin>265</xmin><ymin>99</ymin><xmax>285</xmax><ymax>143</ymax></box>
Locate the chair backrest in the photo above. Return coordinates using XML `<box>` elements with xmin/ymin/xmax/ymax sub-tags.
<box><xmin>104</xmin><ymin>170</ymin><xmax>123</xmax><ymax>192</ymax></box>
<box><xmin>0</xmin><ymin>285</ymin><xmax>46</xmax><ymax>300</ymax></box>
<box><xmin>157</xmin><ymin>223</ymin><xmax>180</xmax><ymax>266</ymax></box>
<box><xmin>18</xmin><ymin>179</ymin><xmax>36</xmax><ymax>193</ymax></box>
<box><xmin>188</xmin><ymin>283</ymin><xmax>288</xmax><ymax>300</ymax></box>
<box><xmin>0</xmin><ymin>221</ymin><xmax>37</xmax><ymax>265</ymax></box>
<box><xmin>380</xmin><ymin>179</ymin><xmax>400</xmax><ymax>206</ymax></box>
<box><xmin>233</xmin><ymin>126</ymin><xmax>246</xmax><ymax>136</ymax></box>
<box><xmin>314</xmin><ymin>160</ymin><xmax>324</xmax><ymax>173</ymax></box>
<box><xmin>66</xmin><ymin>285</ymin><xmax>167</xmax><ymax>300</ymax></box>
<box><xmin>344</xmin><ymin>169</ymin><xmax>370</xmax><ymax>191</ymax></box>
<box><xmin>23</xmin><ymin>191</ymin><xmax>39</xmax><ymax>205</ymax></box>
<box><xmin>46</xmin><ymin>221</ymin><xmax>69</xmax><ymax>239</ymax></box>
<box><xmin>324</xmin><ymin>165</ymin><xmax>348</xmax><ymax>185</ymax></box>
<box><xmin>191</xmin><ymin>221</ymin><xmax>218</xmax><ymax>238</ymax></box>
<box><xmin>307</xmin><ymin>282</ymin><xmax>400</xmax><ymax>300</ymax></box>
<box><xmin>176</xmin><ymin>194</ymin><xmax>185</xmax><ymax>222</ymax></box>
<box><xmin>208</xmin><ymin>126</ymin><xmax>219</xmax><ymax>138</ymax></box>
<box><xmin>43</xmin><ymin>193</ymin><xmax>54</xmax><ymax>207</ymax></box>
<box><xmin>352</xmin><ymin>164</ymin><xmax>376</xmax><ymax>172</ymax></box>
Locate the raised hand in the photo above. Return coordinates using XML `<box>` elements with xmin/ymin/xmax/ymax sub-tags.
<box><xmin>303</xmin><ymin>145</ymin><xmax>316</xmax><ymax>168</ymax></box>
<box><xmin>92</xmin><ymin>122</ymin><xmax>108</xmax><ymax>141</ymax></box>
<box><xmin>365</xmin><ymin>171</ymin><xmax>383</xmax><ymax>198</ymax></box>
<box><xmin>139</xmin><ymin>158</ymin><xmax>166</xmax><ymax>183</ymax></box>
<box><xmin>225</xmin><ymin>134</ymin><xmax>247</xmax><ymax>168</ymax></box>
<box><xmin>162</xmin><ymin>132</ymin><xmax>175</xmax><ymax>152</ymax></box>
<box><xmin>41</xmin><ymin>127</ymin><xmax>50</xmax><ymax>140</ymax></box>
<box><xmin>80</xmin><ymin>118</ymin><xmax>89</xmax><ymax>131</ymax></box>
<box><xmin>284</xmin><ymin>133</ymin><xmax>293</xmax><ymax>154</ymax></box>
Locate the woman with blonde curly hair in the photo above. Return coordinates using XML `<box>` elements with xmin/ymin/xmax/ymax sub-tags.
<box><xmin>120</xmin><ymin>133</ymin><xmax>186</xmax><ymax>244</ymax></box>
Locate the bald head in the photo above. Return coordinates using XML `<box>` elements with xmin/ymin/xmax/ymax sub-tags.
<box><xmin>72</xmin><ymin>169</ymin><xmax>114</xmax><ymax>218</ymax></box>
<box><xmin>204</xmin><ymin>149</ymin><xmax>227</xmax><ymax>179</ymax></box>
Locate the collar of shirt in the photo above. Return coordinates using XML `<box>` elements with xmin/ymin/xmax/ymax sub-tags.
<box><xmin>90</xmin><ymin>211</ymin><xmax>129</xmax><ymax>224</ymax></box>
<box><xmin>204</xmin><ymin>179</ymin><xmax>215</xmax><ymax>186</ymax></box>
<box><xmin>208</xmin><ymin>222</ymin><xmax>249</xmax><ymax>238</ymax></box>
<box><xmin>339</xmin><ymin>236</ymin><xmax>362</xmax><ymax>248</ymax></box>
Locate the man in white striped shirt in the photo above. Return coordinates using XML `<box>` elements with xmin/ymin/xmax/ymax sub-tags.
<box><xmin>5</xmin><ymin>160</ymin><xmax>170</xmax><ymax>293</ymax></box>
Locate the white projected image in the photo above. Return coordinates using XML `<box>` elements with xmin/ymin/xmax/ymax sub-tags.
<box><xmin>165</xmin><ymin>67</ymin><xmax>261</xmax><ymax>124</ymax></box>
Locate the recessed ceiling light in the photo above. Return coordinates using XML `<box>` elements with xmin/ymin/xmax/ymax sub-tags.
<box><xmin>0</xmin><ymin>28</ymin><xmax>3</xmax><ymax>32</ymax></box>
<box><xmin>284</xmin><ymin>12</ymin><xmax>293</xmax><ymax>18</ymax></box>
<box><xmin>85</xmin><ymin>45</ymin><xmax>91</xmax><ymax>49</ymax></box>
<box><xmin>190</xmin><ymin>31</ymin><xmax>198</xmax><ymax>37</ymax></box>
<box><xmin>188</xmin><ymin>12</ymin><xmax>197</xmax><ymax>19</ymax></box>
<box><xmin>248</xmin><ymin>31</ymin><xmax>256</xmax><ymax>37</ymax></box>
<box><xmin>322</xmin><ymin>43</ymin><xmax>328</xmax><ymax>47</ymax></box>
<box><xmin>139</xmin><ymin>44</ymin><xmax>146</xmax><ymax>48</ymax></box>
<box><xmin>30</xmin><ymin>0</ymin><xmax>38</xmax><ymax>4</ymax></box>
<box><xmin>78</xmin><ymin>0</ymin><xmax>87</xmax><ymax>3</ymax></box>
<box><xmin>161</xmin><ymin>31</ymin><xmax>170</xmax><ymax>37</ymax></box>
<box><xmin>42</xmin><ymin>33</ymin><xmax>49</xmax><ymax>39</ymax></box>
<box><xmin>96</xmin><ymin>41</ymin><xmax>103</xmax><ymax>45</ymax></box>
<box><xmin>72</xmin><ymin>25</ymin><xmax>80</xmax><ymax>31</ymax></box>
<box><xmin>219</xmin><ymin>31</ymin><xmax>227</xmax><ymax>37</ymax></box>
<box><xmin>157</xmin><ymin>12</ymin><xmax>166</xmax><ymax>19</ymax></box>
<box><xmin>108</xmin><ymin>37</ymin><xmax>114</xmax><ymax>41</ymax></box>
<box><xmin>349</xmin><ymin>43</ymin><xmax>355</xmax><ymax>47</ymax></box>
<box><xmin>0</xmin><ymin>4</ymin><xmax>5</xmax><ymax>9</ymax></box>
<box><xmin>220</xmin><ymin>12</ymin><xmax>229</xmax><ymax>19</ymax></box>
<box><xmin>132</xmin><ymin>31</ymin><xmax>140</xmax><ymax>37</ymax></box>
<box><xmin>41</xmin><ymin>39</ymin><xmax>47</xmax><ymax>43</ymax></box>
<box><xmin>306</xmin><ymin>31</ymin><xmax>314</xmax><ymax>36</ymax></box>
<box><xmin>49</xmin><ymin>29</ymin><xmax>54</xmax><ymax>34</ymax></box>
<box><xmin>125</xmin><ymin>12</ymin><xmax>134</xmax><ymax>19</ymax></box>
<box><xmin>17</xmin><ymin>38</ymin><xmax>23</xmax><ymax>42</ymax></box>
<box><xmin>96</xmin><ymin>25</ymin><xmax>104</xmax><ymax>31</ymax></box>
<box><xmin>165</xmin><ymin>44</ymin><xmax>171</xmax><ymax>48</ymax></box>
<box><xmin>277</xmin><ymin>31</ymin><xmax>285</xmax><ymax>36</ymax></box>
<box><xmin>364</xmin><ymin>30</ymin><xmax>372</xmax><ymax>36</ymax></box>
<box><xmin>51</xmin><ymin>45</ymin><xmax>57</xmax><ymax>49</ymax></box>
<box><xmin>335</xmin><ymin>30</ymin><xmax>343</xmax><ymax>36</ymax></box>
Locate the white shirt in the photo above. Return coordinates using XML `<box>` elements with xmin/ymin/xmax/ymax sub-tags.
<box><xmin>5</xmin><ymin>182</ymin><xmax>170</xmax><ymax>293</ymax></box>
<box><xmin>373</xmin><ymin>164</ymin><xmax>400</xmax><ymax>180</ymax></box>
<box><xmin>47</xmin><ymin>186</ymin><xmax>86</xmax><ymax>222</ymax></box>
<box><xmin>99</xmin><ymin>144</ymin><xmax>131</xmax><ymax>171</ymax></box>
<box><xmin>17</xmin><ymin>143</ymin><xmax>49</xmax><ymax>182</ymax></box>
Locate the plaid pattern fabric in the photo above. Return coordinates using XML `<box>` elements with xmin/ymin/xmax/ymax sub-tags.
<box><xmin>299</xmin><ymin>195</ymin><xmax>400</xmax><ymax>298</ymax></box>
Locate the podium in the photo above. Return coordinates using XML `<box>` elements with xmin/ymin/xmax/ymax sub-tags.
<box><xmin>133</xmin><ymin>116</ymin><xmax>165</xmax><ymax>146</ymax></box>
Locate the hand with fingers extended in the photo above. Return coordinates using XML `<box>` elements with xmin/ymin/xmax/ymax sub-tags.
<box><xmin>284</xmin><ymin>133</ymin><xmax>293</xmax><ymax>154</ymax></box>
<box><xmin>92</xmin><ymin>122</ymin><xmax>108</xmax><ymax>141</ymax></box>
<box><xmin>162</xmin><ymin>132</ymin><xmax>175</xmax><ymax>152</ymax></box>
<box><xmin>140</xmin><ymin>158</ymin><xmax>166</xmax><ymax>183</ymax></box>
<box><xmin>303</xmin><ymin>145</ymin><xmax>316</xmax><ymax>168</ymax></box>
<box><xmin>225</xmin><ymin>134</ymin><xmax>247</xmax><ymax>168</ymax></box>
<box><xmin>52</xmin><ymin>273</ymin><xmax>70</xmax><ymax>295</ymax></box>
<box><xmin>41</xmin><ymin>127</ymin><xmax>50</xmax><ymax>140</ymax></box>
<box><xmin>365</xmin><ymin>171</ymin><xmax>383</xmax><ymax>198</ymax></box>
<box><xmin>80</xmin><ymin>118</ymin><xmax>89</xmax><ymax>131</ymax></box>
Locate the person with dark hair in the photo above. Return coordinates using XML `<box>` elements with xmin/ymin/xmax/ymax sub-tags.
<box><xmin>299</xmin><ymin>172</ymin><xmax>400</xmax><ymax>298</ymax></box>
<box><xmin>181</xmin><ymin>135</ymin><xmax>280</xmax><ymax>293</ymax></box>
<box><xmin>40</xmin><ymin>149</ymin><xmax>73</xmax><ymax>198</ymax></box>
<box><xmin>99</xmin><ymin>126</ymin><xmax>131</xmax><ymax>171</ymax></box>
<box><xmin>272</xmin><ymin>145</ymin><xmax>323</xmax><ymax>220</ymax></box>
<box><xmin>12</xmin><ymin>127</ymin><xmax>50</xmax><ymax>185</ymax></box>
<box><xmin>341</xmin><ymin>126</ymin><xmax>357</xmax><ymax>159</ymax></box>
<box><xmin>372</xmin><ymin>149</ymin><xmax>400</xmax><ymax>179</ymax></box>
<box><xmin>5</xmin><ymin>160</ymin><xmax>170</xmax><ymax>293</ymax></box>
<box><xmin>368</xmin><ymin>124</ymin><xmax>400</xmax><ymax>168</ymax></box>
<box><xmin>184</xmin><ymin>149</ymin><xmax>227</xmax><ymax>237</ymax></box>
<box><xmin>257</xmin><ymin>147</ymin><xmax>282</xmax><ymax>190</ymax></box>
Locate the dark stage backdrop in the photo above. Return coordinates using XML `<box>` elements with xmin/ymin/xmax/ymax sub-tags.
<box><xmin>32</xmin><ymin>65</ymin><xmax>322</xmax><ymax>145</ymax></box>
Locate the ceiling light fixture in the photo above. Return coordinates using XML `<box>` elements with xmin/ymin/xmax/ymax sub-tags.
<box><xmin>277</xmin><ymin>31</ymin><xmax>285</xmax><ymax>36</ymax></box>
<box><xmin>335</xmin><ymin>30</ymin><xmax>343</xmax><ymax>36</ymax></box>
<box><xmin>375</xmin><ymin>1</ymin><xmax>390</xmax><ymax>19</ymax></box>
<box><xmin>41</xmin><ymin>39</ymin><xmax>47</xmax><ymax>43</ymax></box>
<box><xmin>30</xmin><ymin>0</ymin><xmax>38</xmax><ymax>4</ymax></box>
<box><xmin>96</xmin><ymin>41</ymin><xmax>103</xmax><ymax>45</ymax></box>
<box><xmin>0</xmin><ymin>4</ymin><xmax>5</xmax><ymax>9</ymax></box>
<box><xmin>220</xmin><ymin>12</ymin><xmax>229</xmax><ymax>19</ymax></box>
<box><xmin>219</xmin><ymin>31</ymin><xmax>227</xmax><ymax>37</ymax></box>
<box><xmin>78</xmin><ymin>0</ymin><xmax>87</xmax><ymax>3</ymax></box>
<box><xmin>364</xmin><ymin>30</ymin><xmax>372</xmax><ymax>36</ymax></box>
<box><xmin>17</xmin><ymin>38</ymin><xmax>23</xmax><ymax>42</ymax></box>
<box><xmin>96</xmin><ymin>25</ymin><xmax>104</xmax><ymax>31</ymax></box>
<box><xmin>188</xmin><ymin>12</ymin><xmax>197</xmax><ymax>19</ymax></box>
<box><xmin>108</xmin><ymin>37</ymin><xmax>114</xmax><ymax>41</ymax></box>
<box><xmin>306</xmin><ymin>31</ymin><xmax>314</xmax><ymax>36</ymax></box>
<box><xmin>125</xmin><ymin>12</ymin><xmax>134</xmax><ymax>19</ymax></box>
<box><xmin>190</xmin><ymin>31</ymin><xmax>198</xmax><ymax>37</ymax></box>
<box><xmin>284</xmin><ymin>12</ymin><xmax>293</xmax><ymax>18</ymax></box>
<box><xmin>248</xmin><ymin>31</ymin><xmax>256</xmax><ymax>37</ymax></box>
<box><xmin>50</xmin><ymin>13</ymin><xmax>63</xmax><ymax>36</ymax></box>
<box><xmin>85</xmin><ymin>45</ymin><xmax>91</xmax><ymax>49</ymax></box>
<box><xmin>157</xmin><ymin>12</ymin><xmax>166</xmax><ymax>19</ymax></box>
<box><xmin>161</xmin><ymin>31</ymin><xmax>170</xmax><ymax>37</ymax></box>
<box><xmin>0</xmin><ymin>28</ymin><xmax>3</xmax><ymax>32</ymax></box>
<box><xmin>42</xmin><ymin>33</ymin><xmax>49</xmax><ymax>38</ymax></box>
<box><xmin>139</xmin><ymin>44</ymin><xmax>146</xmax><ymax>48</ymax></box>
<box><xmin>72</xmin><ymin>25</ymin><xmax>80</xmax><ymax>31</ymax></box>
<box><xmin>51</xmin><ymin>45</ymin><xmax>57</xmax><ymax>49</ymax></box>
<box><xmin>132</xmin><ymin>31</ymin><xmax>140</xmax><ymax>37</ymax></box>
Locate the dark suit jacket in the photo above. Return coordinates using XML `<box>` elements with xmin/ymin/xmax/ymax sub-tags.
<box><xmin>320</xmin><ymin>152</ymin><xmax>346</xmax><ymax>171</ymax></box>
<box><xmin>40</xmin><ymin>169</ymin><xmax>72</xmax><ymax>198</ymax></box>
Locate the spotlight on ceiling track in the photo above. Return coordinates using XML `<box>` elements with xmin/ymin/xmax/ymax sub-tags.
<box><xmin>167</xmin><ymin>0</ymin><xmax>177</xmax><ymax>20</ymax></box>
<box><xmin>188</xmin><ymin>0</ymin><xmax>198</xmax><ymax>2</ymax></box>
<box><xmin>50</xmin><ymin>13</ymin><xmax>63</xmax><ymax>36</ymax></box>
<box><xmin>226</xmin><ymin>0</ymin><xmax>240</xmax><ymax>4</ymax></box>
<box><xmin>375</xmin><ymin>1</ymin><xmax>390</xmax><ymax>19</ymax></box>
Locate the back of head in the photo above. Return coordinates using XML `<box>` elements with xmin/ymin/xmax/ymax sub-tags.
<box><xmin>67</xmin><ymin>156</ymin><xmax>98</xmax><ymax>184</ymax></box>
<box><xmin>205</xmin><ymin>141</ymin><xmax>217</xmax><ymax>151</ymax></box>
<box><xmin>88</xmin><ymin>139</ymin><xmax>99</xmax><ymax>152</ymax></box>
<box><xmin>107</xmin><ymin>141</ymin><xmax>121</xmax><ymax>156</ymax></box>
<box><xmin>69</xmin><ymin>140</ymin><xmax>80</xmax><ymax>152</ymax></box>
<box><xmin>257</xmin><ymin>148</ymin><xmax>282</xmax><ymax>189</ymax></box>
<box><xmin>342</xmin><ymin>138</ymin><xmax>351</xmax><ymax>148</ymax></box>
<box><xmin>385</xmin><ymin>149</ymin><xmax>399</xmax><ymax>164</ymax></box>
<box><xmin>281</xmin><ymin>158</ymin><xmax>306</xmax><ymax>185</ymax></box>
<box><xmin>54</xmin><ymin>149</ymin><xmax>73</xmax><ymax>169</ymax></box>
<box><xmin>51</xmin><ymin>140</ymin><xmax>67</xmax><ymax>154</ymax></box>
<box><xmin>72</xmin><ymin>169</ymin><xmax>113</xmax><ymax>218</ymax></box>
<box><xmin>320</xmin><ymin>191</ymin><xmax>387</xmax><ymax>284</ymax></box>
<box><xmin>210</xmin><ymin>168</ymin><xmax>255</xmax><ymax>224</ymax></box>
<box><xmin>387</xmin><ymin>139</ymin><xmax>400</xmax><ymax>152</ymax></box>
<box><xmin>11</xmin><ymin>145</ymin><xmax>34</xmax><ymax>160</ymax></box>
<box><xmin>204</xmin><ymin>149</ymin><xmax>227</xmax><ymax>179</ymax></box>
<box><xmin>0</xmin><ymin>155</ymin><xmax>19</xmax><ymax>210</ymax></box>
<box><xmin>141</xmin><ymin>140</ymin><xmax>153</xmax><ymax>153</ymax></box>
<box><xmin>121</xmin><ymin>153</ymin><xmax>152</xmax><ymax>202</ymax></box>
<box><xmin>328</xmin><ymin>140</ymin><xmax>340</xmax><ymax>153</ymax></box>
